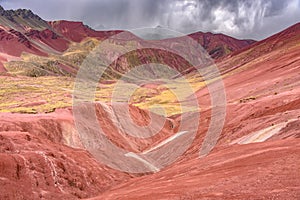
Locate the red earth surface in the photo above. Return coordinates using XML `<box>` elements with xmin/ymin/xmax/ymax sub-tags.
<box><xmin>88</xmin><ymin>23</ymin><xmax>300</xmax><ymax>200</ymax></box>
<box><xmin>0</xmin><ymin>7</ymin><xmax>299</xmax><ymax>200</ymax></box>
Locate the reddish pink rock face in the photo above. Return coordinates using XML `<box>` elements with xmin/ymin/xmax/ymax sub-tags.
<box><xmin>0</xmin><ymin>131</ymin><xmax>132</xmax><ymax>200</ymax></box>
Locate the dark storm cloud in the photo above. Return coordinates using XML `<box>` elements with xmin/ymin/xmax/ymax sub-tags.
<box><xmin>264</xmin><ymin>0</ymin><xmax>289</xmax><ymax>17</ymax></box>
<box><xmin>1</xmin><ymin>0</ymin><xmax>300</xmax><ymax>40</ymax></box>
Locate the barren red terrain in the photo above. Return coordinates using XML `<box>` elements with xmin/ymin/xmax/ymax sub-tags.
<box><xmin>0</xmin><ymin>6</ymin><xmax>299</xmax><ymax>200</ymax></box>
<box><xmin>92</xmin><ymin>24</ymin><xmax>300</xmax><ymax>200</ymax></box>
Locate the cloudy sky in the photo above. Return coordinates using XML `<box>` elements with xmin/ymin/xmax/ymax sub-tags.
<box><xmin>1</xmin><ymin>0</ymin><xmax>300</xmax><ymax>40</ymax></box>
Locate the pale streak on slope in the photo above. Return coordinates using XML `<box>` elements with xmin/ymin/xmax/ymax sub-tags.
<box><xmin>124</xmin><ymin>131</ymin><xmax>189</xmax><ymax>172</ymax></box>
<box><xmin>231</xmin><ymin>119</ymin><xmax>298</xmax><ymax>145</ymax></box>
<box><xmin>125</xmin><ymin>152</ymin><xmax>160</xmax><ymax>172</ymax></box>
<box><xmin>142</xmin><ymin>131</ymin><xmax>189</xmax><ymax>154</ymax></box>
<box><xmin>36</xmin><ymin>151</ymin><xmax>64</xmax><ymax>192</ymax></box>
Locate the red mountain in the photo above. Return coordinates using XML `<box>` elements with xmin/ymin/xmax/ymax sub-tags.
<box><xmin>0</xmin><ymin>7</ymin><xmax>255</xmax><ymax>74</ymax></box>
<box><xmin>188</xmin><ymin>31</ymin><xmax>255</xmax><ymax>59</ymax></box>
<box><xmin>49</xmin><ymin>20</ymin><xmax>122</xmax><ymax>43</ymax></box>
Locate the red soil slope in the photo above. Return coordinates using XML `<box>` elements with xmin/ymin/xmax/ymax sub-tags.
<box><xmin>0</xmin><ymin>103</ymin><xmax>179</xmax><ymax>199</ymax></box>
<box><xmin>25</xmin><ymin>29</ymin><xmax>70</xmax><ymax>52</ymax></box>
<box><xmin>0</xmin><ymin>28</ymin><xmax>47</xmax><ymax>57</ymax></box>
<box><xmin>0</xmin><ymin>107</ymin><xmax>136</xmax><ymax>199</ymax></box>
<box><xmin>221</xmin><ymin>22</ymin><xmax>300</xmax><ymax>66</ymax></box>
<box><xmin>0</xmin><ymin>130</ymin><xmax>133</xmax><ymax>200</ymax></box>
<box><xmin>95</xmin><ymin>139</ymin><xmax>300</xmax><ymax>200</ymax></box>
<box><xmin>86</xmin><ymin>23</ymin><xmax>300</xmax><ymax>199</ymax></box>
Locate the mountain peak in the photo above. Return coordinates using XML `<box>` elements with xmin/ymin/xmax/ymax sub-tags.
<box><xmin>0</xmin><ymin>6</ymin><xmax>44</xmax><ymax>21</ymax></box>
<box><xmin>15</xmin><ymin>8</ymin><xmax>35</xmax><ymax>18</ymax></box>
<box><xmin>0</xmin><ymin>6</ymin><xmax>49</xmax><ymax>31</ymax></box>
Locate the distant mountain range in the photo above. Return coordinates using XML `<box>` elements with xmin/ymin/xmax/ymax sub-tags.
<box><xmin>0</xmin><ymin>6</ymin><xmax>255</xmax><ymax>76</ymax></box>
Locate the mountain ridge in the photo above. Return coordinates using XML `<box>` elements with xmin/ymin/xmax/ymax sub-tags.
<box><xmin>0</xmin><ymin>6</ymin><xmax>256</xmax><ymax>75</ymax></box>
